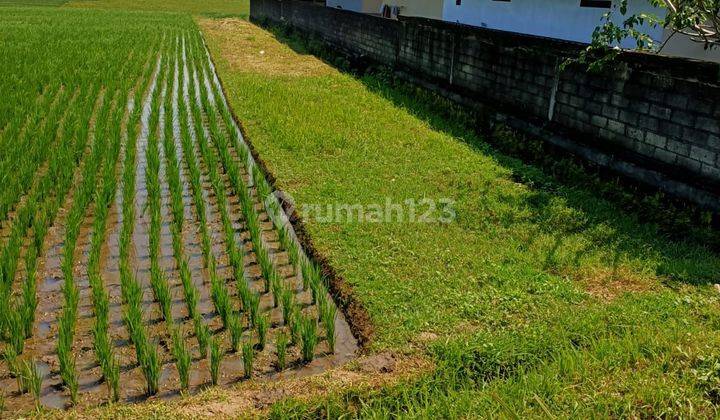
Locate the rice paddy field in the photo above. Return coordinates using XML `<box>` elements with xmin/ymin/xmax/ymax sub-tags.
<box><xmin>2</xmin><ymin>1</ymin><xmax>720</xmax><ymax>418</ymax></box>
<box><xmin>0</xmin><ymin>5</ymin><xmax>351</xmax><ymax>414</ymax></box>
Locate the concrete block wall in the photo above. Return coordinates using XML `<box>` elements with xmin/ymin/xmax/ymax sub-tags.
<box><xmin>250</xmin><ymin>0</ymin><xmax>720</xmax><ymax>208</ymax></box>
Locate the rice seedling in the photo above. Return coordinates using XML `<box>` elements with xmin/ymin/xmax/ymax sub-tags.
<box><xmin>242</xmin><ymin>341</ymin><xmax>254</xmax><ymax>379</ymax></box>
<box><xmin>280</xmin><ymin>288</ymin><xmax>295</xmax><ymax>326</ymax></box>
<box><xmin>194</xmin><ymin>313</ymin><xmax>210</xmax><ymax>358</ymax></box>
<box><xmin>172</xmin><ymin>328</ymin><xmax>192</xmax><ymax>392</ymax></box>
<box><xmin>321</xmin><ymin>303</ymin><xmax>337</xmax><ymax>353</ymax></box>
<box><xmin>21</xmin><ymin>359</ymin><xmax>42</xmax><ymax>407</ymax></box>
<box><xmin>179</xmin><ymin>259</ymin><xmax>199</xmax><ymax>320</ymax></box>
<box><xmin>141</xmin><ymin>341</ymin><xmax>161</xmax><ymax>396</ymax></box>
<box><xmin>21</xmin><ymin>246</ymin><xmax>38</xmax><ymax>338</ymax></box>
<box><xmin>105</xmin><ymin>356</ymin><xmax>120</xmax><ymax>403</ymax></box>
<box><xmin>210</xmin><ymin>338</ymin><xmax>223</xmax><ymax>386</ymax></box>
<box><xmin>3</xmin><ymin>346</ymin><xmax>21</xmax><ymax>392</ymax></box>
<box><xmin>277</xmin><ymin>225</ymin><xmax>300</xmax><ymax>269</ymax></box>
<box><xmin>229</xmin><ymin>313</ymin><xmax>243</xmax><ymax>353</ymax></box>
<box><xmin>248</xmin><ymin>291</ymin><xmax>261</xmax><ymax>328</ymax></box>
<box><xmin>300</xmin><ymin>315</ymin><xmax>318</xmax><ymax>364</ymax></box>
<box><xmin>8</xmin><ymin>307</ymin><xmax>25</xmax><ymax>355</ymax></box>
<box><xmin>271</xmin><ymin>271</ymin><xmax>283</xmax><ymax>308</ymax></box>
<box><xmin>256</xmin><ymin>314</ymin><xmax>269</xmax><ymax>350</ymax></box>
<box><xmin>289</xmin><ymin>308</ymin><xmax>302</xmax><ymax>347</ymax></box>
<box><xmin>315</xmin><ymin>288</ymin><xmax>328</xmax><ymax>324</ymax></box>
<box><xmin>253</xmin><ymin>165</ymin><xmax>272</xmax><ymax>202</ymax></box>
<box><xmin>92</xmin><ymin>319</ymin><xmax>113</xmax><ymax>374</ymax></box>
<box><xmin>61</xmin><ymin>355</ymin><xmax>79</xmax><ymax>405</ymax></box>
<box><xmin>276</xmin><ymin>332</ymin><xmax>289</xmax><ymax>371</ymax></box>
<box><xmin>301</xmin><ymin>260</ymin><xmax>321</xmax><ymax>293</ymax></box>
<box><xmin>209</xmin><ymin>267</ymin><xmax>232</xmax><ymax>329</ymax></box>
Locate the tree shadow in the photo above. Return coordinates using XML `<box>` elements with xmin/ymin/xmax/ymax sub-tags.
<box><xmin>252</xmin><ymin>22</ymin><xmax>720</xmax><ymax>287</ymax></box>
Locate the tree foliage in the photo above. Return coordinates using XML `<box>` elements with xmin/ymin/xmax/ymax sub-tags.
<box><xmin>579</xmin><ymin>0</ymin><xmax>719</xmax><ymax>70</ymax></box>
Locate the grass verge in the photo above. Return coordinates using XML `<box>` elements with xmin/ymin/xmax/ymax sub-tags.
<box><xmin>200</xmin><ymin>17</ymin><xmax>720</xmax><ymax>416</ymax></box>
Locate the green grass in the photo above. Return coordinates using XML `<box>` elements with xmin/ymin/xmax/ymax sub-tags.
<box><xmin>64</xmin><ymin>0</ymin><xmax>248</xmax><ymax>17</ymax></box>
<box><xmin>0</xmin><ymin>0</ymin><xmax>68</xmax><ymax>6</ymax></box>
<box><xmin>202</xmin><ymin>19</ymin><xmax>720</xmax><ymax>416</ymax></box>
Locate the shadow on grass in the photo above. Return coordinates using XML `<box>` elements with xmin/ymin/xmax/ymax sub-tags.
<box><xmin>254</xmin><ymin>21</ymin><xmax>719</xmax><ymax>287</ymax></box>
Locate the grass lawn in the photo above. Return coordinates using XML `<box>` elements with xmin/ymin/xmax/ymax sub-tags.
<box><xmin>0</xmin><ymin>0</ymin><xmax>68</xmax><ymax>5</ymax></box>
<box><xmin>64</xmin><ymin>0</ymin><xmax>249</xmax><ymax>16</ymax></box>
<box><xmin>200</xmin><ymin>18</ymin><xmax>720</xmax><ymax>417</ymax></box>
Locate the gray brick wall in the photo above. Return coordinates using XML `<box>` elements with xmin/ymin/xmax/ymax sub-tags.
<box><xmin>251</xmin><ymin>0</ymin><xmax>720</xmax><ymax>206</ymax></box>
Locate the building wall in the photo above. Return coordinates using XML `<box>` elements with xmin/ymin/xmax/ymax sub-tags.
<box><xmin>441</xmin><ymin>0</ymin><xmax>665</xmax><ymax>48</ymax></box>
<box><xmin>326</xmin><ymin>0</ymin><xmax>382</xmax><ymax>14</ymax></box>
<box><xmin>391</xmin><ymin>0</ymin><xmax>443</xmax><ymax>19</ymax></box>
<box><xmin>661</xmin><ymin>28</ymin><xmax>720</xmax><ymax>63</ymax></box>
<box><xmin>251</xmin><ymin>0</ymin><xmax>720</xmax><ymax>209</ymax></box>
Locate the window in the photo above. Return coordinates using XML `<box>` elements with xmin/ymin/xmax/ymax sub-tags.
<box><xmin>580</xmin><ymin>0</ymin><xmax>612</xmax><ymax>7</ymax></box>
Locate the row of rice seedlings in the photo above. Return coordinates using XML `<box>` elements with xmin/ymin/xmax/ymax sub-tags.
<box><xmin>156</xmin><ymin>53</ymin><xmax>202</xmax><ymax>392</ymax></box>
<box><xmin>86</xmin><ymin>45</ymin><xmax>159</xmax><ymax>402</ymax></box>
<box><xmin>177</xmin><ymin>39</ymin><xmax>215</xmax><ymax>358</ymax></box>
<box><xmin>57</xmin><ymin>88</ymin><xmax>121</xmax><ymax>405</ymax></box>
<box><xmin>185</xmin><ymin>51</ymin><xmax>235</xmax><ymax>332</ymax></box>
<box><xmin>191</xmin><ymin>38</ymin><xmax>337</xmax><ymax>365</ymax></box>
<box><xmin>179</xmin><ymin>37</ymin><xmax>213</xmax><ymax>269</ymax></box>
<box><xmin>118</xmin><ymin>54</ymin><xmax>164</xmax><ymax>397</ymax></box>
<box><xmin>146</xmin><ymin>59</ymin><xmax>174</xmax><ymax>325</ymax></box>
<box><xmin>86</xmin><ymin>85</ymin><xmax>130</xmax><ymax>404</ymax></box>
<box><xmin>183</xmin><ymin>41</ymin><xmax>269</xmax><ymax>382</ymax></box>
<box><xmin>161</xmin><ymin>43</ymin><xmax>201</xmax><ymax>390</ymax></box>
<box><xmin>84</xmin><ymin>43</ymin><xmax>159</xmax><ymax>402</ymax></box>
<box><xmin>19</xmin><ymin>86</ymin><xmax>100</xmax><ymax>300</ymax></box>
<box><xmin>187</xmin><ymin>43</ymin><xmax>301</xmax><ymax>368</ymax></box>
<box><xmin>185</xmin><ymin>47</ymin><xmax>267</xmax><ymax>348</ymax></box>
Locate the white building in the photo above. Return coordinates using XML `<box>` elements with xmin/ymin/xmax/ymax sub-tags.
<box><xmin>326</xmin><ymin>0</ymin><xmax>720</xmax><ymax>62</ymax></box>
<box><xmin>326</xmin><ymin>0</ymin><xmax>383</xmax><ymax>14</ymax></box>
<box><xmin>443</xmin><ymin>0</ymin><xmax>660</xmax><ymax>46</ymax></box>
<box><xmin>441</xmin><ymin>0</ymin><xmax>719</xmax><ymax>61</ymax></box>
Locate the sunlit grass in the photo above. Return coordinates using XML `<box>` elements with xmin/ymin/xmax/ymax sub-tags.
<box><xmin>202</xmin><ymin>18</ymin><xmax>720</xmax><ymax>416</ymax></box>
